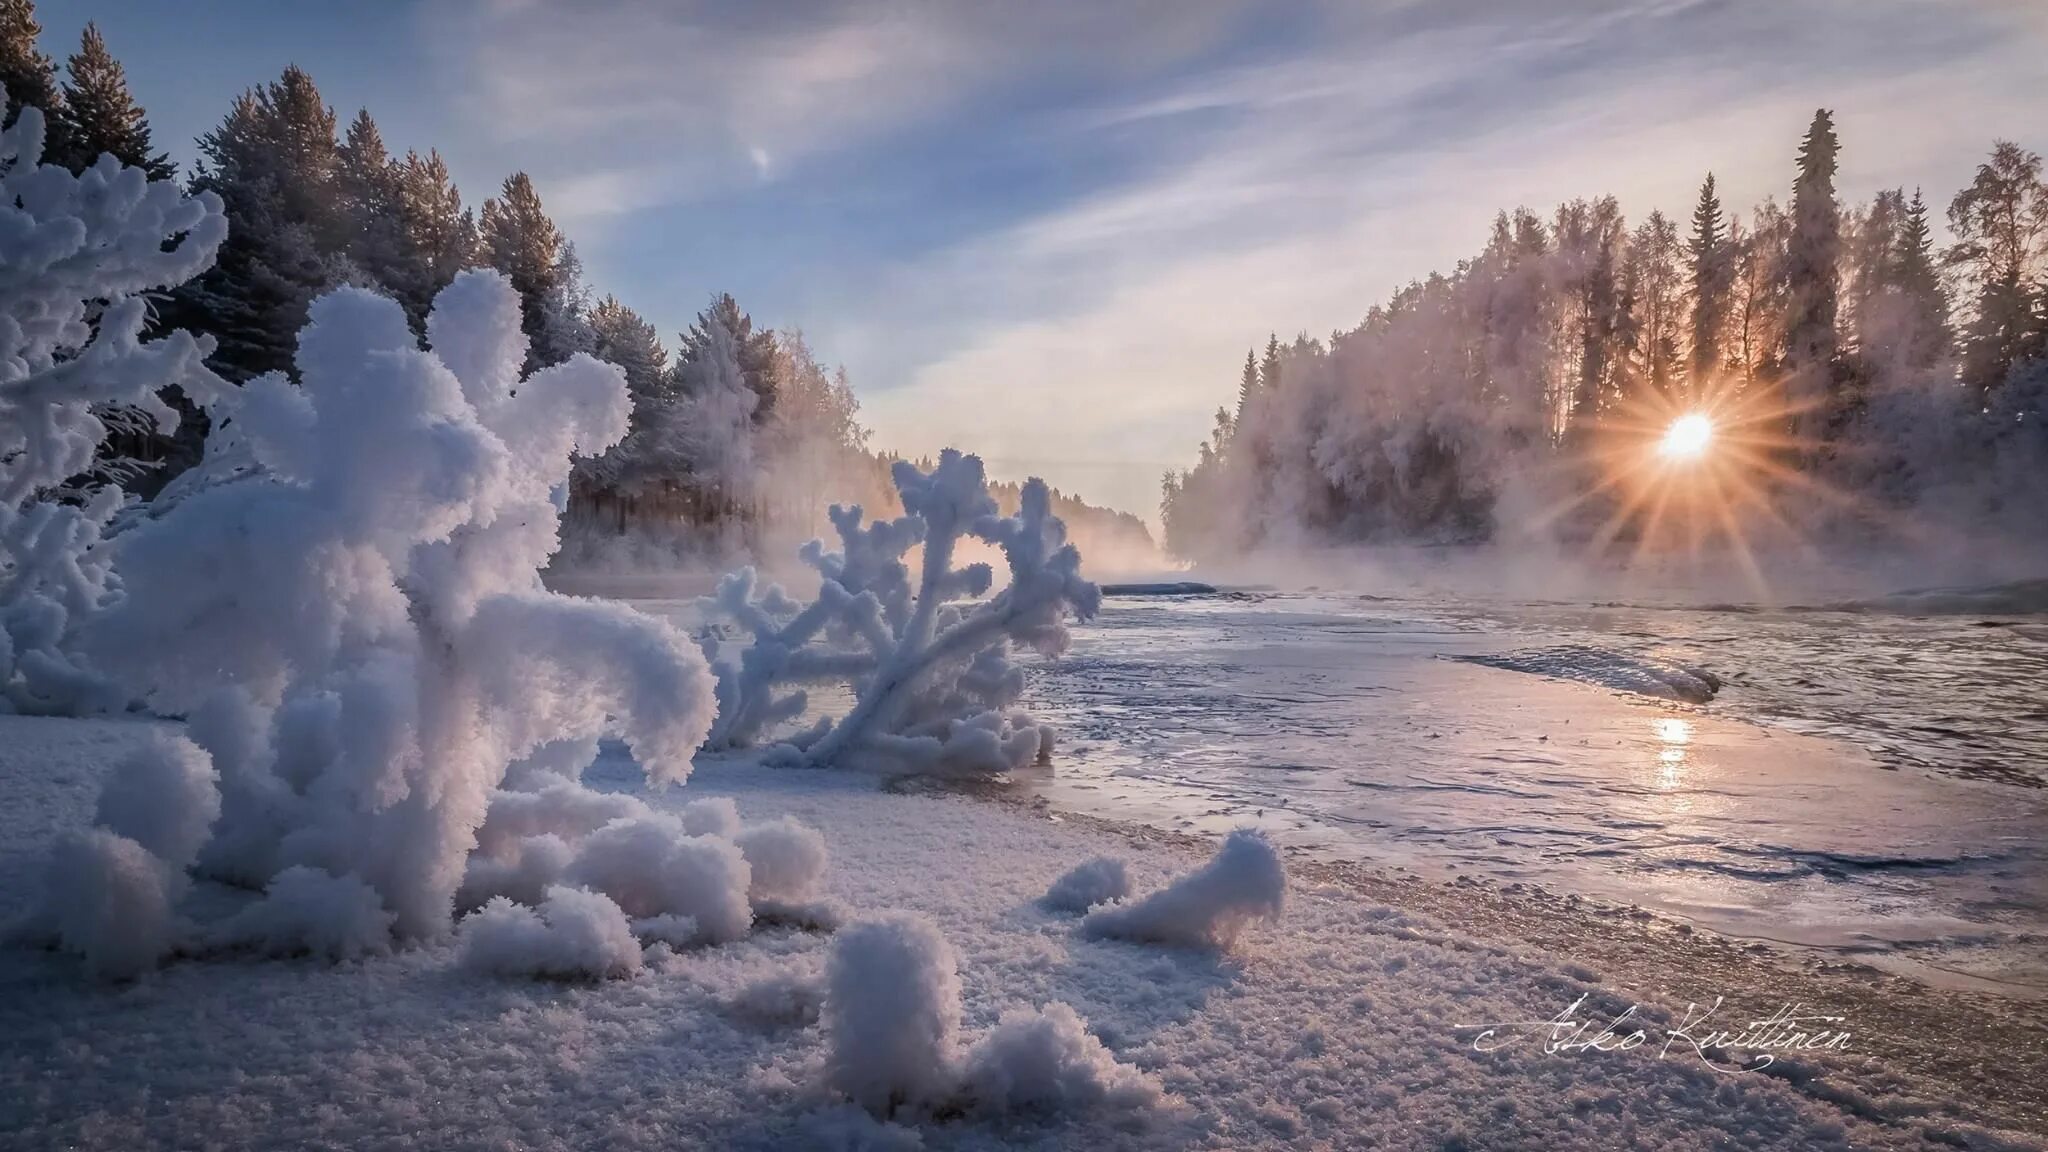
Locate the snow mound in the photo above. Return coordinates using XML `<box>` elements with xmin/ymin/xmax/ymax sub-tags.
<box><xmin>459</xmin><ymin>885</ymin><xmax>643</xmax><ymax>980</ymax></box>
<box><xmin>1082</xmin><ymin>829</ymin><xmax>1286</xmax><ymax>950</ymax></box>
<box><xmin>472</xmin><ymin>782</ymin><xmax>649</xmax><ymax>858</ymax></box>
<box><xmin>458</xmin><ymin>832</ymin><xmax>576</xmax><ymax>909</ymax></box>
<box><xmin>38</xmin><ymin>828</ymin><xmax>180</xmax><ymax>979</ymax></box>
<box><xmin>826</xmin><ymin>914</ymin><xmax>963</xmax><ymax>1116</ymax></box>
<box><xmin>210</xmin><ymin>866</ymin><xmax>396</xmax><ymax>961</ymax></box>
<box><xmin>564</xmin><ymin>816</ymin><xmax>753</xmax><ymax>945</ymax></box>
<box><xmin>735</xmin><ymin>817</ymin><xmax>830</xmax><ymax>903</ymax></box>
<box><xmin>959</xmin><ymin>1002</ymin><xmax>1165</xmax><ymax>1115</ymax></box>
<box><xmin>93</xmin><ymin>732</ymin><xmax>219</xmax><ymax>872</ymax></box>
<box><xmin>729</xmin><ymin>964</ymin><xmax>825</xmax><ymax>1027</ymax></box>
<box><xmin>1040</xmin><ymin>857</ymin><xmax>1130</xmax><ymax>913</ymax></box>
<box><xmin>680</xmin><ymin>796</ymin><xmax>743</xmax><ymax>838</ymax></box>
<box><xmin>1451</xmin><ymin>645</ymin><xmax>1723</xmax><ymax>704</ymax></box>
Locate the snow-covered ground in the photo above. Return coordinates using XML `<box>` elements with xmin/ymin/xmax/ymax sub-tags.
<box><xmin>6</xmin><ymin>712</ymin><xmax>2046</xmax><ymax>1149</ymax></box>
<box><xmin>1014</xmin><ymin>588</ymin><xmax>2048</xmax><ymax>996</ymax></box>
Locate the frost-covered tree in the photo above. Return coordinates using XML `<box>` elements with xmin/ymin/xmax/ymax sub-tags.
<box><xmin>1624</xmin><ymin>209</ymin><xmax>1685</xmax><ymax>401</ymax></box>
<box><xmin>575</xmin><ymin>295</ymin><xmax>677</xmax><ymax>499</ymax></box>
<box><xmin>480</xmin><ymin>172</ymin><xmax>590</xmax><ymax>369</ymax></box>
<box><xmin>0</xmin><ymin>88</ymin><xmax>227</xmax><ymax>714</ymax></box>
<box><xmin>1947</xmin><ymin>141</ymin><xmax>2048</xmax><ymax>400</ymax></box>
<box><xmin>59</xmin><ymin>22</ymin><xmax>171</xmax><ymax>179</ymax></box>
<box><xmin>679</xmin><ymin>292</ymin><xmax>779</xmax><ymax>424</ymax></box>
<box><xmin>1688</xmin><ymin>174</ymin><xmax>1732</xmax><ymax>389</ymax></box>
<box><xmin>0</xmin><ymin>0</ymin><xmax>68</xmax><ymax>162</ymax></box>
<box><xmin>389</xmin><ymin>148</ymin><xmax>479</xmax><ymax>327</ymax></box>
<box><xmin>334</xmin><ymin>109</ymin><xmax>406</xmax><ymax>295</ymax></box>
<box><xmin>81</xmin><ymin>271</ymin><xmax>719</xmax><ymax>946</ymax></box>
<box><xmin>674</xmin><ymin>308</ymin><xmax>760</xmax><ymax>521</ymax></box>
<box><xmin>702</xmin><ymin>449</ymin><xmax>1100</xmax><ymax>777</ymax></box>
<box><xmin>1784</xmin><ymin>109</ymin><xmax>1843</xmax><ymax>435</ymax></box>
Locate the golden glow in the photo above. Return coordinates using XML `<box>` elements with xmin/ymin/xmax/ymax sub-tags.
<box><xmin>1658</xmin><ymin>413</ymin><xmax>1714</xmax><ymax>460</ymax></box>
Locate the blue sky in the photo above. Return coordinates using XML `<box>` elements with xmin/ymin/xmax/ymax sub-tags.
<box><xmin>39</xmin><ymin>0</ymin><xmax>2048</xmax><ymax>522</ymax></box>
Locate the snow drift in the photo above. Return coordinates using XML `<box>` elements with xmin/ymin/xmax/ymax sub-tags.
<box><xmin>1082</xmin><ymin>829</ymin><xmax>1287</xmax><ymax>950</ymax></box>
<box><xmin>1040</xmin><ymin>856</ymin><xmax>1131</xmax><ymax>913</ymax></box>
<box><xmin>824</xmin><ymin>913</ymin><xmax>1163</xmax><ymax>1122</ymax></box>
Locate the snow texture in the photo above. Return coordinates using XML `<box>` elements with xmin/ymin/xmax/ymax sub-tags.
<box><xmin>458</xmin><ymin>885</ymin><xmax>643</xmax><ymax>980</ymax></box>
<box><xmin>563</xmin><ymin>815</ymin><xmax>754</xmax><ymax>945</ymax></box>
<box><xmin>0</xmin><ymin>90</ymin><xmax>228</xmax><ymax>716</ymax></box>
<box><xmin>209</xmin><ymin>866</ymin><xmax>397</xmax><ymax>961</ymax></box>
<box><xmin>1082</xmin><ymin>828</ymin><xmax>1286</xmax><ymax>950</ymax></box>
<box><xmin>958</xmin><ymin>1002</ymin><xmax>1165</xmax><ymax>1116</ymax></box>
<box><xmin>735</xmin><ymin>816</ymin><xmax>830</xmax><ymax>902</ymax></box>
<box><xmin>1039</xmin><ymin>856</ymin><xmax>1130</xmax><ymax>913</ymax></box>
<box><xmin>68</xmin><ymin>270</ymin><xmax>719</xmax><ymax>953</ymax></box>
<box><xmin>92</xmin><ymin>732</ymin><xmax>219</xmax><ymax>872</ymax></box>
<box><xmin>825</xmin><ymin>913</ymin><xmax>964</xmax><ymax>1116</ymax></box>
<box><xmin>701</xmin><ymin>449</ymin><xmax>1101</xmax><ymax>777</ymax></box>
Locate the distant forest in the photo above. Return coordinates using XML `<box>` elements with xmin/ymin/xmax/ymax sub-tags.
<box><xmin>0</xmin><ymin>0</ymin><xmax>1155</xmax><ymax>566</ymax></box>
<box><xmin>1162</xmin><ymin>112</ymin><xmax>2048</xmax><ymax>559</ymax></box>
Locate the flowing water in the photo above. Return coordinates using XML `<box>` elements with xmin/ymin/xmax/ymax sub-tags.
<box><xmin>1018</xmin><ymin>586</ymin><xmax>2048</xmax><ymax>995</ymax></box>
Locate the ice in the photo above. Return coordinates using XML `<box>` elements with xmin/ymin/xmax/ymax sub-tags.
<box><xmin>1449</xmin><ymin>645</ymin><xmax>1724</xmax><ymax>703</ymax></box>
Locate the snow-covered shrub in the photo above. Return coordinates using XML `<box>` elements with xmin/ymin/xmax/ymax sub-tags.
<box><xmin>1081</xmin><ymin>829</ymin><xmax>1286</xmax><ymax>951</ymax></box>
<box><xmin>210</xmin><ymin>866</ymin><xmax>396</xmax><ymax>961</ymax></box>
<box><xmin>459</xmin><ymin>885</ymin><xmax>643</xmax><ymax>980</ymax></box>
<box><xmin>826</xmin><ymin>914</ymin><xmax>963</xmax><ymax>1116</ymax></box>
<box><xmin>93</xmin><ymin>732</ymin><xmax>220</xmax><ymax>871</ymax></box>
<box><xmin>1040</xmin><ymin>857</ymin><xmax>1129</xmax><ymax>913</ymax></box>
<box><xmin>958</xmin><ymin>1002</ymin><xmax>1164</xmax><ymax>1116</ymax></box>
<box><xmin>72</xmin><ymin>271</ymin><xmax>718</xmax><ymax>951</ymax></box>
<box><xmin>38</xmin><ymin>828</ymin><xmax>181</xmax><ymax>979</ymax></box>
<box><xmin>563</xmin><ymin>815</ymin><xmax>754</xmax><ymax>945</ymax></box>
<box><xmin>0</xmin><ymin>88</ymin><xmax>227</xmax><ymax>715</ymax></box>
<box><xmin>701</xmin><ymin>449</ymin><xmax>1100</xmax><ymax>777</ymax></box>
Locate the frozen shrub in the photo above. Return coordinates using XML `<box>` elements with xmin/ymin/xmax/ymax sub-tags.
<box><xmin>1040</xmin><ymin>857</ymin><xmax>1129</xmax><ymax>913</ymax></box>
<box><xmin>93</xmin><ymin>732</ymin><xmax>220</xmax><ymax>871</ymax></box>
<box><xmin>959</xmin><ymin>1002</ymin><xmax>1164</xmax><ymax>1115</ymax></box>
<box><xmin>564</xmin><ymin>816</ymin><xmax>753</xmax><ymax>944</ymax></box>
<box><xmin>825</xmin><ymin>914</ymin><xmax>962</xmax><ymax>1116</ymax></box>
<box><xmin>702</xmin><ymin>450</ymin><xmax>1100</xmax><ymax>777</ymax></box>
<box><xmin>0</xmin><ymin>87</ymin><xmax>227</xmax><ymax>715</ymax></box>
<box><xmin>210</xmin><ymin>866</ymin><xmax>397</xmax><ymax>961</ymax></box>
<box><xmin>458</xmin><ymin>886</ymin><xmax>643</xmax><ymax>980</ymax></box>
<box><xmin>1082</xmin><ymin>829</ymin><xmax>1285</xmax><ymax>950</ymax></box>
<box><xmin>39</xmin><ymin>829</ymin><xmax>179</xmax><ymax>979</ymax></box>
<box><xmin>735</xmin><ymin>817</ymin><xmax>829</xmax><ymax>903</ymax></box>
<box><xmin>77</xmin><ymin>271</ymin><xmax>718</xmax><ymax>950</ymax></box>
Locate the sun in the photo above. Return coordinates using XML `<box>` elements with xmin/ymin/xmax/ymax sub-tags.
<box><xmin>1658</xmin><ymin>413</ymin><xmax>1714</xmax><ymax>460</ymax></box>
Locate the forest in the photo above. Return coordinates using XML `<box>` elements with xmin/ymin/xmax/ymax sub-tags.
<box><xmin>0</xmin><ymin>1</ymin><xmax>1154</xmax><ymax>568</ymax></box>
<box><xmin>1162</xmin><ymin>113</ymin><xmax>2048</xmax><ymax>561</ymax></box>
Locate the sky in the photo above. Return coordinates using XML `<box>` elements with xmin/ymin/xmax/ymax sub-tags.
<box><xmin>39</xmin><ymin>0</ymin><xmax>2048</xmax><ymax>525</ymax></box>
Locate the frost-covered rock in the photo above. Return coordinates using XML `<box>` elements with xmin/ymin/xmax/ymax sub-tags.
<box><xmin>1081</xmin><ymin>829</ymin><xmax>1286</xmax><ymax>950</ymax></box>
<box><xmin>703</xmin><ymin>449</ymin><xmax>1100</xmax><ymax>777</ymax></box>
<box><xmin>66</xmin><ymin>271</ymin><xmax>718</xmax><ymax>953</ymax></box>
<box><xmin>1040</xmin><ymin>856</ymin><xmax>1130</xmax><ymax>913</ymax></box>
<box><xmin>458</xmin><ymin>885</ymin><xmax>643</xmax><ymax>980</ymax></box>
<box><xmin>0</xmin><ymin>89</ymin><xmax>227</xmax><ymax>716</ymax></box>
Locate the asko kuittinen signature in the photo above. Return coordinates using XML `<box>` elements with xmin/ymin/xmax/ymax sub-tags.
<box><xmin>1459</xmin><ymin>994</ymin><xmax>1852</xmax><ymax>1073</ymax></box>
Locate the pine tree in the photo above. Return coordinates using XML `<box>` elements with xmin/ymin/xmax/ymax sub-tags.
<box><xmin>390</xmin><ymin>149</ymin><xmax>478</xmax><ymax>326</ymax></box>
<box><xmin>1894</xmin><ymin>188</ymin><xmax>1951</xmax><ymax>368</ymax></box>
<box><xmin>1946</xmin><ymin>141</ymin><xmax>2047</xmax><ymax>399</ymax></box>
<box><xmin>480</xmin><ymin>171</ymin><xmax>579</xmax><ymax>368</ymax></box>
<box><xmin>677</xmin><ymin>293</ymin><xmax>778</xmax><ymax>425</ymax></box>
<box><xmin>0</xmin><ymin>0</ymin><xmax>69</xmax><ymax>164</ymax></box>
<box><xmin>1843</xmin><ymin>188</ymin><xmax>1904</xmax><ymax>360</ymax></box>
<box><xmin>1687</xmin><ymin>174</ymin><xmax>1732</xmax><ymax>393</ymax></box>
<box><xmin>1233</xmin><ymin>348</ymin><xmax>1258</xmax><ymax>428</ymax></box>
<box><xmin>1783</xmin><ymin>109</ymin><xmax>1842</xmax><ymax>431</ymax></box>
<box><xmin>58</xmin><ymin>21</ymin><xmax>171</xmax><ymax>178</ymax></box>
<box><xmin>580</xmin><ymin>295</ymin><xmax>676</xmax><ymax>497</ymax></box>
<box><xmin>1259</xmin><ymin>333</ymin><xmax>1283</xmax><ymax>393</ymax></box>
<box><xmin>170</xmin><ymin>65</ymin><xmax>347</xmax><ymax>383</ymax></box>
<box><xmin>335</xmin><ymin>109</ymin><xmax>407</xmax><ymax>298</ymax></box>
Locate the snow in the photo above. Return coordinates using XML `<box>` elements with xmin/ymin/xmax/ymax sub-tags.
<box><xmin>824</xmin><ymin>914</ymin><xmax>964</xmax><ymax>1116</ymax></box>
<box><xmin>735</xmin><ymin>816</ymin><xmax>830</xmax><ymax>903</ymax></box>
<box><xmin>958</xmin><ymin>1002</ymin><xmax>1165</xmax><ymax>1117</ymax></box>
<box><xmin>1039</xmin><ymin>857</ymin><xmax>1130</xmax><ymax>913</ymax></box>
<box><xmin>562</xmin><ymin>815</ymin><xmax>754</xmax><ymax>944</ymax></box>
<box><xmin>701</xmin><ymin>449</ymin><xmax>1101</xmax><ymax>776</ymax></box>
<box><xmin>92</xmin><ymin>732</ymin><xmax>219</xmax><ymax>872</ymax></box>
<box><xmin>32</xmin><ymin>828</ymin><xmax>178</xmax><ymax>980</ymax></box>
<box><xmin>458</xmin><ymin>886</ymin><xmax>644</xmax><ymax>981</ymax></box>
<box><xmin>209</xmin><ymin>866</ymin><xmax>396</xmax><ymax>962</ymax></box>
<box><xmin>1080</xmin><ymin>829</ymin><xmax>1285</xmax><ymax>951</ymax></box>
<box><xmin>0</xmin><ymin>718</ymin><xmax>2039</xmax><ymax>1148</ymax></box>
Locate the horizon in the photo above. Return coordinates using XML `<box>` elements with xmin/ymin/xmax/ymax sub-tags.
<box><xmin>38</xmin><ymin>0</ymin><xmax>2048</xmax><ymax>524</ymax></box>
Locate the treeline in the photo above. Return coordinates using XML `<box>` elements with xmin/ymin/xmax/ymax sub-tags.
<box><xmin>1161</xmin><ymin>110</ymin><xmax>2048</xmax><ymax>558</ymax></box>
<box><xmin>3</xmin><ymin>1</ymin><xmax>1151</xmax><ymax>561</ymax></box>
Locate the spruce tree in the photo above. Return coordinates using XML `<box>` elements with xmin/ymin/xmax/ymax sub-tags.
<box><xmin>336</xmin><ymin>109</ymin><xmax>407</xmax><ymax>301</ymax></box>
<box><xmin>677</xmin><ymin>293</ymin><xmax>779</xmax><ymax>425</ymax></box>
<box><xmin>0</xmin><ymin>0</ymin><xmax>69</xmax><ymax>163</ymax></box>
<box><xmin>1259</xmin><ymin>333</ymin><xmax>1283</xmax><ymax>392</ymax></box>
<box><xmin>1783</xmin><ymin>109</ymin><xmax>1842</xmax><ymax>429</ymax></box>
<box><xmin>1894</xmin><ymin>189</ymin><xmax>1951</xmax><ymax>367</ymax></box>
<box><xmin>1234</xmin><ymin>348</ymin><xmax>1258</xmax><ymax>427</ymax></box>
<box><xmin>59</xmin><ymin>21</ymin><xmax>171</xmax><ymax>178</ymax></box>
<box><xmin>1687</xmin><ymin>174</ymin><xmax>1732</xmax><ymax>391</ymax></box>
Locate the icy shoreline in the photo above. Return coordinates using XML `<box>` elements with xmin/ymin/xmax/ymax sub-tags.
<box><xmin>5</xmin><ymin>713</ymin><xmax>2046</xmax><ymax>1148</ymax></box>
